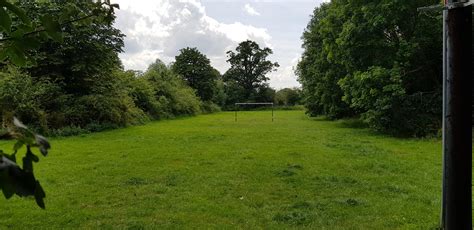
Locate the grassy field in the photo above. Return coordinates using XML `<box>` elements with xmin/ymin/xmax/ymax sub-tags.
<box><xmin>0</xmin><ymin>111</ymin><xmax>445</xmax><ymax>229</ymax></box>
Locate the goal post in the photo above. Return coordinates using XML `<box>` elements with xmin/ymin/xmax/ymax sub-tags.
<box><xmin>234</xmin><ymin>102</ymin><xmax>274</xmax><ymax>122</ymax></box>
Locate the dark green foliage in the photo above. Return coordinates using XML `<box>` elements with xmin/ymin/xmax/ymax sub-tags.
<box><xmin>144</xmin><ymin>59</ymin><xmax>202</xmax><ymax>117</ymax></box>
<box><xmin>0</xmin><ymin>0</ymin><xmax>123</xmax><ymax>209</ymax></box>
<box><xmin>200</xmin><ymin>101</ymin><xmax>221</xmax><ymax>114</ymax></box>
<box><xmin>0</xmin><ymin>1</ymin><xmax>156</xmax><ymax>132</ymax></box>
<box><xmin>274</xmin><ymin>88</ymin><xmax>302</xmax><ymax>106</ymax></box>
<box><xmin>172</xmin><ymin>47</ymin><xmax>219</xmax><ymax>102</ymax></box>
<box><xmin>296</xmin><ymin>3</ymin><xmax>353</xmax><ymax>119</ymax></box>
<box><xmin>116</xmin><ymin>70</ymin><xmax>164</xmax><ymax>120</ymax></box>
<box><xmin>0</xmin><ymin>67</ymin><xmax>63</xmax><ymax>132</ymax></box>
<box><xmin>297</xmin><ymin>0</ymin><xmax>443</xmax><ymax>136</ymax></box>
<box><xmin>339</xmin><ymin>67</ymin><xmax>441</xmax><ymax>136</ymax></box>
<box><xmin>223</xmin><ymin>40</ymin><xmax>279</xmax><ymax>104</ymax></box>
<box><xmin>212</xmin><ymin>77</ymin><xmax>227</xmax><ymax>108</ymax></box>
<box><xmin>0</xmin><ymin>0</ymin><xmax>119</xmax><ymax>67</ymax></box>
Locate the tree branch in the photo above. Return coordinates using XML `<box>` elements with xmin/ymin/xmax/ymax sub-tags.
<box><xmin>0</xmin><ymin>6</ymin><xmax>105</xmax><ymax>43</ymax></box>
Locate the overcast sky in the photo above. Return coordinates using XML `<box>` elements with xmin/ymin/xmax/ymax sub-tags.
<box><xmin>112</xmin><ymin>0</ymin><xmax>327</xmax><ymax>89</ymax></box>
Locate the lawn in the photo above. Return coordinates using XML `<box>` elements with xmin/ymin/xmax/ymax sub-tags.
<box><xmin>0</xmin><ymin>110</ymin><xmax>445</xmax><ymax>229</ymax></box>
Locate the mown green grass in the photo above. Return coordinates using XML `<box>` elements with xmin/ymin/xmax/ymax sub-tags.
<box><xmin>0</xmin><ymin>111</ymin><xmax>446</xmax><ymax>229</ymax></box>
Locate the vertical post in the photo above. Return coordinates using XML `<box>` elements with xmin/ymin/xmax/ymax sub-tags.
<box><xmin>440</xmin><ymin>8</ymin><xmax>447</xmax><ymax>227</ymax></box>
<box><xmin>442</xmin><ymin>3</ymin><xmax>472</xmax><ymax>229</ymax></box>
<box><xmin>272</xmin><ymin>103</ymin><xmax>274</xmax><ymax>122</ymax></box>
<box><xmin>235</xmin><ymin>104</ymin><xmax>237</xmax><ymax>122</ymax></box>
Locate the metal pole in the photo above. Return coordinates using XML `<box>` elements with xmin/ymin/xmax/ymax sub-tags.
<box><xmin>272</xmin><ymin>104</ymin><xmax>274</xmax><ymax>122</ymax></box>
<box><xmin>235</xmin><ymin>104</ymin><xmax>237</xmax><ymax>122</ymax></box>
<box><xmin>440</xmin><ymin>8</ymin><xmax>447</xmax><ymax>227</ymax></box>
<box><xmin>442</xmin><ymin>4</ymin><xmax>472</xmax><ymax>229</ymax></box>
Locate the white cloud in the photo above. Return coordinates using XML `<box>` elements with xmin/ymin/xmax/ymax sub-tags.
<box><xmin>243</xmin><ymin>3</ymin><xmax>260</xmax><ymax>16</ymax></box>
<box><xmin>111</xmin><ymin>0</ymin><xmax>323</xmax><ymax>88</ymax></box>
<box><xmin>268</xmin><ymin>54</ymin><xmax>301</xmax><ymax>89</ymax></box>
<box><xmin>113</xmin><ymin>0</ymin><xmax>272</xmax><ymax>73</ymax></box>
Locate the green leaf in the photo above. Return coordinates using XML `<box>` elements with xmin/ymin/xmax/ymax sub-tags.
<box><xmin>0</xmin><ymin>48</ymin><xmax>8</xmax><ymax>62</ymax></box>
<box><xmin>20</xmin><ymin>37</ymin><xmax>41</xmax><ymax>49</ymax></box>
<box><xmin>10</xmin><ymin>28</ymin><xmax>25</xmax><ymax>39</ymax></box>
<box><xmin>17</xmin><ymin>23</ymin><xmax>34</xmax><ymax>33</ymax></box>
<box><xmin>0</xmin><ymin>166</ymin><xmax>14</xmax><ymax>199</ymax></box>
<box><xmin>22</xmin><ymin>155</ymin><xmax>33</xmax><ymax>172</ymax></box>
<box><xmin>2</xmin><ymin>2</ymin><xmax>31</xmax><ymax>25</ymax></box>
<box><xmin>1</xmin><ymin>184</ymin><xmax>14</xmax><ymax>199</ymax></box>
<box><xmin>34</xmin><ymin>182</ymin><xmax>46</xmax><ymax>209</ymax></box>
<box><xmin>26</xmin><ymin>151</ymin><xmax>39</xmax><ymax>163</ymax></box>
<box><xmin>40</xmin><ymin>15</ymin><xmax>63</xmax><ymax>42</ymax></box>
<box><xmin>9</xmin><ymin>44</ymin><xmax>27</xmax><ymax>67</ymax></box>
<box><xmin>0</xmin><ymin>5</ymin><xmax>11</xmax><ymax>32</ymax></box>
<box><xmin>13</xmin><ymin>140</ymin><xmax>24</xmax><ymax>152</ymax></box>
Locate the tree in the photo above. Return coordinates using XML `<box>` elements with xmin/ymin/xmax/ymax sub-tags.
<box><xmin>274</xmin><ymin>88</ymin><xmax>301</xmax><ymax>106</ymax></box>
<box><xmin>297</xmin><ymin>0</ymin><xmax>442</xmax><ymax>136</ymax></box>
<box><xmin>0</xmin><ymin>0</ymin><xmax>120</xmax><ymax>208</ymax></box>
<box><xmin>296</xmin><ymin>2</ymin><xmax>352</xmax><ymax>119</ymax></box>
<box><xmin>0</xmin><ymin>0</ymin><xmax>119</xmax><ymax>67</ymax></box>
<box><xmin>223</xmin><ymin>40</ymin><xmax>279</xmax><ymax>103</ymax></box>
<box><xmin>6</xmin><ymin>0</ymin><xmax>128</xmax><ymax>129</ymax></box>
<box><xmin>145</xmin><ymin>59</ymin><xmax>202</xmax><ymax>117</ymax></box>
<box><xmin>172</xmin><ymin>47</ymin><xmax>218</xmax><ymax>102</ymax></box>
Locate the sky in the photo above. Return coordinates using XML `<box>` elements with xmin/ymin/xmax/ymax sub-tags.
<box><xmin>112</xmin><ymin>0</ymin><xmax>327</xmax><ymax>89</ymax></box>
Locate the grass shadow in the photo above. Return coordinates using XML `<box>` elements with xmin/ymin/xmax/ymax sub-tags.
<box><xmin>336</xmin><ymin>118</ymin><xmax>368</xmax><ymax>129</ymax></box>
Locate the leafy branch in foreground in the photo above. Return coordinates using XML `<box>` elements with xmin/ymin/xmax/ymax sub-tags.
<box><xmin>0</xmin><ymin>0</ymin><xmax>121</xmax><ymax>209</ymax></box>
<box><xmin>0</xmin><ymin>118</ymin><xmax>51</xmax><ymax>209</ymax></box>
<box><xmin>0</xmin><ymin>0</ymin><xmax>120</xmax><ymax>66</ymax></box>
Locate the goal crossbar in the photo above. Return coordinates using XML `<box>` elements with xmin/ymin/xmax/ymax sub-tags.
<box><xmin>234</xmin><ymin>102</ymin><xmax>274</xmax><ymax>122</ymax></box>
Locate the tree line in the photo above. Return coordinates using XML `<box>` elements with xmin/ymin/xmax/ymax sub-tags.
<box><xmin>297</xmin><ymin>0</ymin><xmax>443</xmax><ymax>136</ymax></box>
<box><xmin>0</xmin><ymin>0</ymin><xmax>302</xmax><ymax>207</ymax></box>
<box><xmin>0</xmin><ymin>1</ymin><xmax>301</xmax><ymax>136</ymax></box>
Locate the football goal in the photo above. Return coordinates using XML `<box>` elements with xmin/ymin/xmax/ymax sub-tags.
<box><xmin>234</xmin><ymin>102</ymin><xmax>274</xmax><ymax>122</ymax></box>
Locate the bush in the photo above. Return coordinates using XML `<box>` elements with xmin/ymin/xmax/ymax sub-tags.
<box><xmin>48</xmin><ymin>125</ymin><xmax>89</xmax><ymax>137</ymax></box>
<box><xmin>274</xmin><ymin>88</ymin><xmax>302</xmax><ymax>106</ymax></box>
<box><xmin>144</xmin><ymin>59</ymin><xmax>202</xmax><ymax>117</ymax></box>
<box><xmin>117</xmin><ymin>70</ymin><xmax>166</xmax><ymax>119</ymax></box>
<box><xmin>0</xmin><ymin>67</ymin><xmax>65</xmax><ymax>133</ymax></box>
<box><xmin>201</xmin><ymin>102</ymin><xmax>221</xmax><ymax>114</ymax></box>
<box><xmin>63</xmin><ymin>77</ymin><xmax>149</xmax><ymax>128</ymax></box>
<box><xmin>339</xmin><ymin>67</ymin><xmax>441</xmax><ymax>137</ymax></box>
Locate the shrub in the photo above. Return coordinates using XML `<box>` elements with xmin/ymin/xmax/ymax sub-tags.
<box><xmin>339</xmin><ymin>67</ymin><xmax>441</xmax><ymax>137</ymax></box>
<box><xmin>144</xmin><ymin>59</ymin><xmax>202</xmax><ymax>117</ymax></box>
<box><xmin>201</xmin><ymin>102</ymin><xmax>221</xmax><ymax>114</ymax></box>
<box><xmin>0</xmin><ymin>68</ymin><xmax>64</xmax><ymax>133</ymax></box>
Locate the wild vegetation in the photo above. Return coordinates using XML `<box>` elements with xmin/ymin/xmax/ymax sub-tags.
<box><xmin>297</xmin><ymin>0</ymin><xmax>443</xmax><ymax>136</ymax></box>
<box><xmin>0</xmin><ymin>0</ymin><xmax>451</xmax><ymax>224</ymax></box>
<box><xmin>0</xmin><ymin>1</ymin><xmax>294</xmax><ymax>135</ymax></box>
<box><xmin>0</xmin><ymin>0</ymin><xmax>299</xmax><ymax>206</ymax></box>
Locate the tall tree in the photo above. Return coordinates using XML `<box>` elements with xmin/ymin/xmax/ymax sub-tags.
<box><xmin>296</xmin><ymin>2</ymin><xmax>352</xmax><ymax>119</ymax></box>
<box><xmin>11</xmin><ymin>1</ymin><xmax>127</xmax><ymax>128</ymax></box>
<box><xmin>21</xmin><ymin>1</ymin><xmax>125</xmax><ymax>96</ymax></box>
<box><xmin>0</xmin><ymin>0</ymin><xmax>119</xmax><ymax>209</ymax></box>
<box><xmin>172</xmin><ymin>47</ymin><xmax>217</xmax><ymax>102</ymax></box>
<box><xmin>223</xmin><ymin>40</ymin><xmax>279</xmax><ymax>102</ymax></box>
<box><xmin>297</xmin><ymin>0</ymin><xmax>442</xmax><ymax>136</ymax></box>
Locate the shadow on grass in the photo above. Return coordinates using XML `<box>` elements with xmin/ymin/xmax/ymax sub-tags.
<box><xmin>336</xmin><ymin>118</ymin><xmax>368</xmax><ymax>129</ymax></box>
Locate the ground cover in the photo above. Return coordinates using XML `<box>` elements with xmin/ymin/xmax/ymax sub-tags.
<box><xmin>0</xmin><ymin>111</ymin><xmax>445</xmax><ymax>229</ymax></box>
